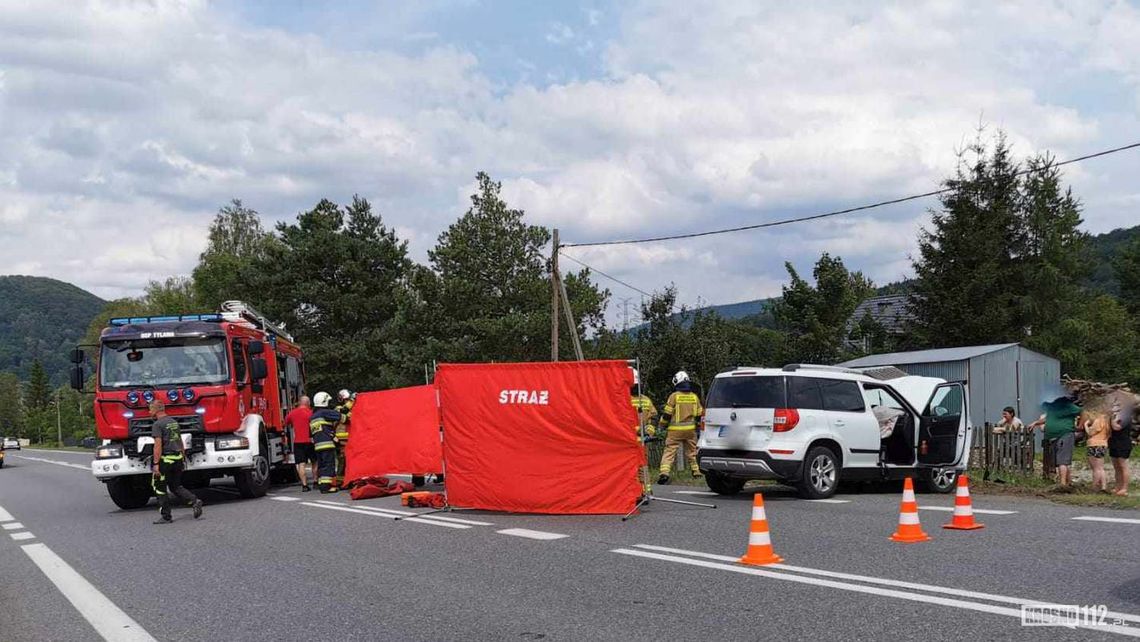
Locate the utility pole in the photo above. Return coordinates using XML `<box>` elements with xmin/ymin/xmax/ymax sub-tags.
<box><xmin>551</xmin><ymin>228</ymin><xmax>560</xmax><ymax>362</ymax></box>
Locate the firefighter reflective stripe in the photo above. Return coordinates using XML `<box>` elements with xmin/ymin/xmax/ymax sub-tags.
<box><xmin>662</xmin><ymin>391</ymin><xmax>702</xmax><ymax>431</ymax></box>
<box><xmin>335</xmin><ymin>400</ymin><xmax>353</xmax><ymax>440</ymax></box>
<box><xmin>314</xmin><ymin>441</ymin><xmax>336</xmax><ymax>451</ymax></box>
<box><xmin>318</xmin><ymin>476</ymin><xmax>334</xmax><ymax>485</ymax></box>
<box><xmin>151</xmin><ymin>474</ymin><xmax>166</xmax><ymax>495</ymax></box>
<box><xmin>161</xmin><ymin>454</ymin><xmax>183</xmax><ymax>464</ymax></box>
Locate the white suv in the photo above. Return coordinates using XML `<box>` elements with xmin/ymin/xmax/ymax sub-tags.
<box><xmin>697</xmin><ymin>365</ymin><xmax>972</xmax><ymax>499</ymax></box>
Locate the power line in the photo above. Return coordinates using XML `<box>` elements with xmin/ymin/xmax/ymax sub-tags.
<box><xmin>561</xmin><ymin>141</ymin><xmax>1140</xmax><ymax>249</ymax></box>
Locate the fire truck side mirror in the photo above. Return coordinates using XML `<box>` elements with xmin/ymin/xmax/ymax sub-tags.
<box><xmin>248</xmin><ymin>340</ymin><xmax>265</xmax><ymax>356</ymax></box>
<box><xmin>69</xmin><ymin>365</ymin><xmax>85</xmax><ymax>392</ymax></box>
<box><xmin>69</xmin><ymin>348</ymin><xmax>86</xmax><ymax>364</ymax></box>
<box><xmin>250</xmin><ymin>357</ymin><xmax>268</xmax><ymax>381</ymax></box>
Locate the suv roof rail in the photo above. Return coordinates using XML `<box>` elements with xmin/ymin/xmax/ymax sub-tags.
<box><xmin>781</xmin><ymin>363</ymin><xmax>865</xmax><ymax>376</ymax></box>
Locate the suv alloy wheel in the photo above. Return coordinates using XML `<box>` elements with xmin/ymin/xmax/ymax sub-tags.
<box><xmin>797</xmin><ymin>446</ymin><xmax>840</xmax><ymax>499</ymax></box>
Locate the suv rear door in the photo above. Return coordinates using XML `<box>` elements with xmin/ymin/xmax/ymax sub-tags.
<box><xmin>703</xmin><ymin>374</ymin><xmax>785</xmax><ymax>452</ymax></box>
<box><xmin>818</xmin><ymin>378</ymin><xmax>880</xmax><ymax>468</ymax></box>
<box><xmin>917</xmin><ymin>382</ymin><xmax>970</xmax><ymax>467</ymax></box>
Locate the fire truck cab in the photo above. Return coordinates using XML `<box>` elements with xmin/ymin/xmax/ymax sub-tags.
<box><xmin>70</xmin><ymin>301</ymin><xmax>305</xmax><ymax>509</ymax></box>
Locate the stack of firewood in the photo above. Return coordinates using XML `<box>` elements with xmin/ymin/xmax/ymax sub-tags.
<box><xmin>1062</xmin><ymin>376</ymin><xmax>1140</xmax><ymax>443</ymax></box>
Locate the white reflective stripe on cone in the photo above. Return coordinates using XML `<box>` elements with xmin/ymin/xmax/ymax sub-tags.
<box><xmin>899</xmin><ymin>512</ymin><xmax>921</xmax><ymax>525</ymax></box>
<box><xmin>956</xmin><ymin>487</ymin><xmax>970</xmax><ymax>497</ymax></box>
<box><xmin>902</xmin><ymin>489</ymin><xmax>916</xmax><ymax>502</ymax></box>
<box><xmin>953</xmin><ymin>505</ymin><xmax>973</xmax><ymax>517</ymax></box>
<box><xmin>748</xmin><ymin>531</ymin><xmax>772</xmax><ymax>546</ymax></box>
<box><xmin>751</xmin><ymin>507</ymin><xmax>767</xmax><ymax>521</ymax></box>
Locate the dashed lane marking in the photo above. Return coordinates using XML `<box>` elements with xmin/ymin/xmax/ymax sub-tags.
<box><xmin>310</xmin><ymin>500</ymin><xmax>495</xmax><ymax>526</ymax></box>
<box><xmin>805</xmin><ymin>499</ymin><xmax>851</xmax><ymax>504</ymax></box>
<box><xmin>1072</xmin><ymin>516</ymin><xmax>1140</xmax><ymax>525</ymax></box>
<box><xmin>268</xmin><ymin>496</ymin><xmax>301</xmax><ymax>502</ymax></box>
<box><xmin>15</xmin><ymin>455</ymin><xmax>89</xmax><ymax>470</ymax></box>
<box><xmin>630</xmin><ymin>544</ymin><xmax>1140</xmax><ymax>627</ymax></box>
<box><xmin>672</xmin><ymin>490</ymin><xmax>718</xmax><ymax>496</ymax></box>
<box><xmin>0</xmin><ymin>506</ymin><xmax>14</xmax><ymax>522</ymax></box>
<box><xmin>615</xmin><ymin>546</ymin><xmax>1140</xmax><ymax>637</ymax></box>
<box><xmin>22</xmin><ymin>542</ymin><xmax>157</xmax><ymax>642</ymax></box>
<box><xmin>496</xmin><ymin>528</ymin><xmax>568</xmax><ymax>541</ymax></box>
<box><xmin>919</xmin><ymin>506</ymin><xmax>1017</xmax><ymax>515</ymax></box>
<box><xmin>3</xmin><ymin>522</ymin><xmax>25</xmax><ymax>530</ymax></box>
<box><xmin>300</xmin><ymin>501</ymin><xmax>470</xmax><ymax>529</ymax></box>
<box><xmin>10</xmin><ymin>532</ymin><xmax>35</xmax><ymax>541</ymax></box>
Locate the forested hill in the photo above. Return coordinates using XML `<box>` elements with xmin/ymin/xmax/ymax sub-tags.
<box><xmin>0</xmin><ymin>276</ymin><xmax>106</xmax><ymax>384</ymax></box>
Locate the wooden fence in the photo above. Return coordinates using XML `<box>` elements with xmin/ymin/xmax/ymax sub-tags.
<box><xmin>971</xmin><ymin>423</ymin><xmax>1037</xmax><ymax>478</ymax></box>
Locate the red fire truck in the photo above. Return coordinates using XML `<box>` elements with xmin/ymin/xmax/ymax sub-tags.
<box><xmin>70</xmin><ymin>301</ymin><xmax>305</xmax><ymax>509</ymax></box>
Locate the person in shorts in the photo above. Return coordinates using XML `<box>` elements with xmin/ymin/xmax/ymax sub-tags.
<box><xmin>1110</xmin><ymin>399</ymin><xmax>1134</xmax><ymax>497</ymax></box>
<box><xmin>1081</xmin><ymin>410</ymin><xmax>1110</xmax><ymax>493</ymax></box>
<box><xmin>1029</xmin><ymin>396</ymin><xmax>1081</xmax><ymax>489</ymax></box>
<box><xmin>284</xmin><ymin>396</ymin><xmax>315</xmax><ymax>492</ymax></box>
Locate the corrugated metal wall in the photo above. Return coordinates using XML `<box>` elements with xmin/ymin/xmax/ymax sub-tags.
<box><xmin>1016</xmin><ymin>345</ymin><xmax>1063</xmax><ymax>422</ymax></box>
<box><xmin>895</xmin><ymin>361</ymin><xmax>968</xmax><ymax>382</ymax></box>
<box><xmin>971</xmin><ymin>346</ymin><xmax>1020</xmax><ymax>431</ymax></box>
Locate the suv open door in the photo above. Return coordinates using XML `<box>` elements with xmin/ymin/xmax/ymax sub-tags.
<box><xmin>917</xmin><ymin>382</ymin><xmax>970</xmax><ymax>467</ymax></box>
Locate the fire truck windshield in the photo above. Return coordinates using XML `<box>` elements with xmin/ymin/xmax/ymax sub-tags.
<box><xmin>100</xmin><ymin>337</ymin><xmax>230</xmax><ymax>388</ymax></box>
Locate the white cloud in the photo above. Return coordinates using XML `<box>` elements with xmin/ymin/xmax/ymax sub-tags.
<box><xmin>1</xmin><ymin>0</ymin><xmax>1138</xmax><ymax>318</ymax></box>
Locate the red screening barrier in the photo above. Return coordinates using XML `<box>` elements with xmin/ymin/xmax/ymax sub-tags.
<box><xmin>343</xmin><ymin>385</ymin><xmax>442</xmax><ymax>486</ymax></box>
<box><xmin>436</xmin><ymin>360</ymin><xmax>643</xmax><ymax>514</ymax></box>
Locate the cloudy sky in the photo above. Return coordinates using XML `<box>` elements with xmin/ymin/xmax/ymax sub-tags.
<box><xmin>2</xmin><ymin>1</ymin><xmax>1139</xmax><ymax>320</ymax></box>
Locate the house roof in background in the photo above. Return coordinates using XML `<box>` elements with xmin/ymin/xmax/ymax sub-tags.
<box><xmin>840</xmin><ymin>343</ymin><xmax>1021</xmax><ymax>367</ymax></box>
<box><xmin>850</xmin><ymin>294</ymin><xmax>912</xmax><ymax>334</ymax></box>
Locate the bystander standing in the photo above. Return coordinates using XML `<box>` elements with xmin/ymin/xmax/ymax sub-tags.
<box><xmin>1110</xmin><ymin>398</ymin><xmax>1133</xmax><ymax>497</ymax></box>
<box><xmin>284</xmin><ymin>396</ymin><xmax>315</xmax><ymax>492</ymax></box>
<box><xmin>993</xmin><ymin>406</ymin><xmax>1024</xmax><ymax>434</ymax></box>
<box><xmin>1028</xmin><ymin>396</ymin><xmax>1081</xmax><ymax>489</ymax></box>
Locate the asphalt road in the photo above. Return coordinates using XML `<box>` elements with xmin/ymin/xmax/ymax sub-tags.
<box><xmin>2</xmin><ymin>448</ymin><xmax>1139</xmax><ymax>641</ymax></box>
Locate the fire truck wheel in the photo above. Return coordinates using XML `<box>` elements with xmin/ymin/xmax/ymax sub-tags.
<box><xmin>234</xmin><ymin>448</ymin><xmax>271</xmax><ymax>499</ymax></box>
<box><xmin>107</xmin><ymin>475</ymin><xmax>153</xmax><ymax>510</ymax></box>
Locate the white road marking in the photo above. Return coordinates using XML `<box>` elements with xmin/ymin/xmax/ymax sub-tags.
<box><xmin>0</xmin><ymin>506</ymin><xmax>15</xmax><ymax>522</ymax></box>
<box><xmin>313</xmin><ymin>500</ymin><xmax>494</xmax><ymax>526</ymax></box>
<box><xmin>806</xmin><ymin>499</ymin><xmax>851</xmax><ymax>504</ymax></box>
<box><xmin>672</xmin><ymin>490</ymin><xmax>718</xmax><ymax>496</ymax></box>
<box><xmin>614</xmin><ymin>547</ymin><xmax>1140</xmax><ymax>638</ymax></box>
<box><xmin>11</xmin><ymin>532</ymin><xmax>35</xmax><ymax>541</ymax></box>
<box><xmin>1073</xmin><ymin>516</ymin><xmax>1140</xmax><ymax>525</ymax></box>
<box><xmin>496</xmin><ymin>528</ymin><xmax>568</xmax><ymax>541</ymax></box>
<box><xmin>3</xmin><ymin>522</ymin><xmax>25</xmax><ymax>530</ymax></box>
<box><xmin>919</xmin><ymin>506</ymin><xmax>1016</xmax><ymax>515</ymax></box>
<box><xmin>300</xmin><ymin>501</ymin><xmax>469</xmax><ymax>529</ymax></box>
<box><xmin>632</xmin><ymin>544</ymin><xmax>1140</xmax><ymax>626</ymax></box>
<box><xmin>22</xmin><ymin>542</ymin><xmax>156</xmax><ymax>642</ymax></box>
<box><xmin>268</xmin><ymin>496</ymin><xmax>301</xmax><ymax>502</ymax></box>
<box><xmin>16</xmin><ymin>455</ymin><xmax>89</xmax><ymax>470</ymax></box>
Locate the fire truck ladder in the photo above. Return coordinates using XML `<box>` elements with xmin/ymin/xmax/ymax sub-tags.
<box><xmin>220</xmin><ymin>300</ymin><xmax>294</xmax><ymax>342</ymax></box>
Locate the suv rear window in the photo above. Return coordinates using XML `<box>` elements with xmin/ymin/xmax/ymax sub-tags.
<box><xmin>706</xmin><ymin>376</ymin><xmax>786</xmax><ymax>408</ymax></box>
<box><xmin>787</xmin><ymin>377</ymin><xmax>825</xmax><ymax>410</ymax></box>
<box><xmin>820</xmin><ymin>379</ymin><xmax>866</xmax><ymax>413</ymax></box>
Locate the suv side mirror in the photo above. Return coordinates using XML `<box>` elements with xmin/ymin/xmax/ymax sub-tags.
<box><xmin>248</xmin><ymin>340</ymin><xmax>265</xmax><ymax>356</ymax></box>
<box><xmin>69</xmin><ymin>365</ymin><xmax>86</xmax><ymax>392</ymax></box>
<box><xmin>250</xmin><ymin>357</ymin><xmax>268</xmax><ymax>381</ymax></box>
<box><xmin>69</xmin><ymin>348</ymin><xmax>86</xmax><ymax>364</ymax></box>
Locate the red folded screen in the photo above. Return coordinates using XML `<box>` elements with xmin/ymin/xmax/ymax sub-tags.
<box><xmin>344</xmin><ymin>385</ymin><xmax>442</xmax><ymax>485</ymax></box>
<box><xmin>436</xmin><ymin>360</ymin><xmax>642</xmax><ymax>514</ymax></box>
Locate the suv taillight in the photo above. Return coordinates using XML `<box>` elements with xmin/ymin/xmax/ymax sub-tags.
<box><xmin>773</xmin><ymin>408</ymin><xmax>800</xmax><ymax>432</ymax></box>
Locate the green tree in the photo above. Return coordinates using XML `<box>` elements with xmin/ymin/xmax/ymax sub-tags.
<box><xmin>0</xmin><ymin>372</ymin><xmax>24</xmax><ymax>438</ymax></box>
<box><xmin>772</xmin><ymin>253</ymin><xmax>873</xmax><ymax>363</ymax></box>
<box><xmin>144</xmin><ymin>276</ymin><xmax>198</xmax><ymax>313</ymax></box>
<box><xmin>909</xmin><ymin>132</ymin><xmax>1023</xmax><ymax>348</ymax></box>
<box><xmin>192</xmin><ymin>200</ymin><xmax>272</xmax><ymax>308</ymax></box>
<box><xmin>26</xmin><ymin>360</ymin><xmax>51</xmax><ymax>411</ymax></box>
<box><xmin>1115</xmin><ymin>236</ymin><xmax>1140</xmax><ymax>317</ymax></box>
<box><xmin>251</xmin><ymin>196</ymin><xmax>412</xmax><ymax>393</ymax></box>
<box><xmin>1029</xmin><ymin>295</ymin><xmax>1140</xmax><ymax>384</ymax></box>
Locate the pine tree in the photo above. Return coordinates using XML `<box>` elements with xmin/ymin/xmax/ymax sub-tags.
<box><xmin>26</xmin><ymin>360</ymin><xmax>51</xmax><ymax>411</ymax></box>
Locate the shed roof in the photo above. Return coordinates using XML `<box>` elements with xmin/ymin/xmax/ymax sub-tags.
<box><xmin>839</xmin><ymin>343</ymin><xmax>1020</xmax><ymax>367</ymax></box>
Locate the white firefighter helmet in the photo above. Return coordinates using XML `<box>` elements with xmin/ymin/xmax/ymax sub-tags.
<box><xmin>672</xmin><ymin>370</ymin><xmax>690</xmax><ymax>386</ymax></box>
<box><xmin>337</xmin><ymin>389</ymin><xmax>352</xmax><ymax>401</ymax></box>
<box><xmin>313</xmin><ymin>391</ymin><xmax>333</xmax><ymax>408</ymax></box>
<box><xmin>630</xmin><ymin>368</ymin><xmax>641</xmax><ymax>386</ymax></box>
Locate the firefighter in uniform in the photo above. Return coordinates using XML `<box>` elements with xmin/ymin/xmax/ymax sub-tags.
<box><xmin>657</xmin><ymin>371</ymin><xmax>703</xmax><ymax>485</ymax></box>
<box><xmin>310</xmin><ymin>392</ymin><xmax>341</xmax><ymax>493</ymax></box>
<box><xmin>630</xmin><ymin>368</ymin><xmax>657</xmax><ymax>494</ymax></box>
<box><xmin>150</xmin><ymin>399</ymin><xmax>203</xmax><ymax>524</ymax></box>
<box><xmin>334</xmin><ymin>389</ymin><xmax>355</xmax><ymax>487</ymax></box>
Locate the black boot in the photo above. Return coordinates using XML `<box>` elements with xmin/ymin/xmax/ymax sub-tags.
<box><xmin>192</xmin><ymin>500</ymin><xmax>203</xmax><ymax>519</ymax></box>
<box><xmin>657</xmin><ymin>474</ymin><xmax>670</xmax><ymax>485</ymax></box>
<box><xmin>153</xmin><ymin>511</ymin><xmax>172</xmax><ymax>525</ymax></box>
<box><xmin>301</xmin><ymin>484</ymin><xmax>312</xmax><ymax>492</ymax></box>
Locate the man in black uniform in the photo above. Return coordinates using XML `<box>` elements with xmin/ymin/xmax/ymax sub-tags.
<box><xmin>150</xmin><ymin>399</ymin><xmax>204</xmax><ymax>524</ymax></box>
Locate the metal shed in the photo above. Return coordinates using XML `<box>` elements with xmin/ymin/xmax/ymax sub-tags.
<box><xmin>839</xmin><ymin>343</ymin><xmax>1061</xmax><ymax>429</ymax></box>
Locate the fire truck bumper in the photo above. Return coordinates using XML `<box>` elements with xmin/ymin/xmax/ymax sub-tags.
<box><xmin>92</xmin><ymin>439</ymin><xmax>257</xmax><ymax>480</ymax></box>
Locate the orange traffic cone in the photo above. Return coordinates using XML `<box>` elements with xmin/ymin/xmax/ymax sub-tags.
<box><xmin>738</xmin><ymin>493</ymin><xmax>784</xmax><ymax>566</ymax></box>
<box><xmin>943</xmin><ymin>473</ymin><xmax>984</xmax><ymax>530</ymax></box>
<box><xmin>889</xmin><ymin>477</ymin><xmax>931</xmax><ymax>543</ymax></box>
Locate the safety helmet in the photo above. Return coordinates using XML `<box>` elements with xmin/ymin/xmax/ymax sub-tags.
<box><xmin>337</xmin><ymin>389</ymin><xmax>352</xmax><ymax>401</ymax></box>
<box><xmin>313</xmin><ymin>391</ymin><xmax>333</xmax><ymax>408</ymax></box>
<box><xmin>630</xmin><ymin>368</ymin><xmax>640</xmax><ymax>386</ymax></box>
<box><xmin>672</xmin><ymin>371</ymin><xmax>690</xmax><ymax>386</ymax></box>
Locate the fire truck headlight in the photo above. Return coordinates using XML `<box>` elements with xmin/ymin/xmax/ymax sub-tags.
<box><xmin>215</xmin><ymin>436</ymin><xmax>249</xmax><ymax>451</ymax></box>
<box><xmin>194</xmin><ymin>406</ymin><xmax>207</xmax><ymax>415</ymax></box>
<box><xmin>166</xmin><ymin>389</ymin><xmax>180</xmax><ymax>402</ymax></box>
<box><xmin>126</xmin><ymin>391</ymin><xmax>139</xmax><ymax>405</ymax></box>
<box><xmin>183</xmin><ymin>388</ymin><xmax>196</xmax><ymax>402</ymax></box>
<box><xmin>142</xmin><ymin>390</ymin><xmax>155</xmax><ymax>404</ymax></box>
<box><xmin>96</xmin><ymin>444</ymin><xmax>124</xmax><ymax>460</ymax></box>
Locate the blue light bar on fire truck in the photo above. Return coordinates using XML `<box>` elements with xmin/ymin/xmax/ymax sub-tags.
<box><xmin>108</xmin><ymin>314</ymin><xmax>224</xmax><ymax>326</ymax></box>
